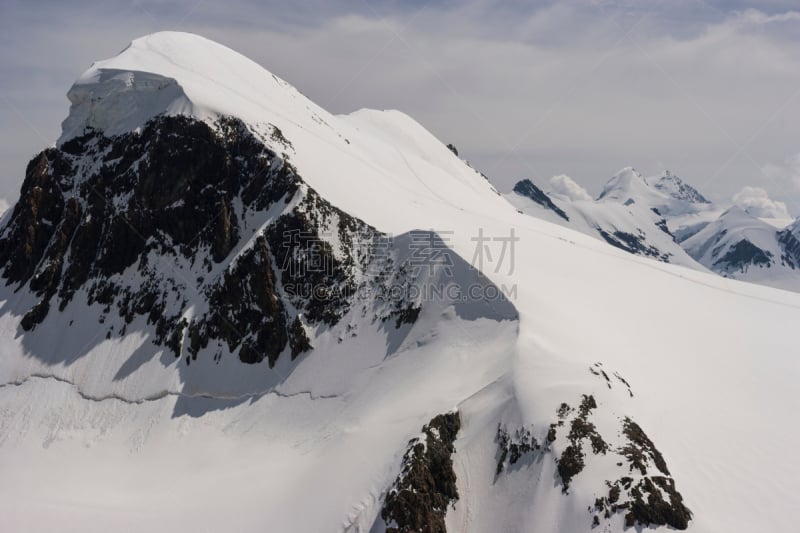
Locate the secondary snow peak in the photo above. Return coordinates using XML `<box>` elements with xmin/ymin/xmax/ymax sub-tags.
<box><xmin>650</xmin><ymin>170</ymin><xmax>710</xmax><ymax>204</ymax></box>
<box><xmin>596</xmin><ymin>167</ymin><xmax>652</xmax><ymax>203</ymax></box>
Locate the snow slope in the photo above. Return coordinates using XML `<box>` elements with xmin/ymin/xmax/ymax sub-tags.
<box><xmin>2</xmin><ymin>31</ymin><xmax>800</xmax><ymax>533</ymax></box>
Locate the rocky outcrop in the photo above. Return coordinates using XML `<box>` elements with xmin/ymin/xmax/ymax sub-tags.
<box><xmin>597</xmin><ymin>228</ymin><xmax>672</xmax><ymax>262</ymax></box>
<box><xmin>0</xmin><ymin>115</ymin><xmax>387</xmax><ymax>368</ymax></box>
<box><xmin>513</xmin><ymin>179</ymin><xmax>569</xmax><ymax>221</ymax></box>
<box><xmin>556</xmin><ymin>394</ymin><xmax>609</xmax><ymax>492</ymax></box>
<box><xmin>712</xmin><ymin>239</ymin><xmax>773</xmax><ymax>273</ymax></box>
<box><xmin>493</xmin><ymin>392</ymin><xmax>692</xmax><ymax>531</ymax></box>
<box><xmin>778</xmin><ymin>227</ymin><xmax>800</xmax><ymax>270</ymax></box>
<box><xmin>381</xmin><ymin>412</ymin><xmax>461</xmax><ymax>533</ymax></box>
<box><xmin>591</xmin><ymin>417</ymin><xmax>692</xmax><ymax>530</ymax></box>
<box><xmin>187</xmin><ymin>235</ymin><xmax>287</xmax><ymax>366</ymax></box>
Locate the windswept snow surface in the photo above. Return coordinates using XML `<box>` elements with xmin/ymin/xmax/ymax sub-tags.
<box><xmin>2</xmin><ymin>32</ymin><xmax>800</xmax><ymax>532</ymax></box>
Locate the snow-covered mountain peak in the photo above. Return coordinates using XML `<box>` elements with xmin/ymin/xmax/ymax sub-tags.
<box><xmin>679</xmin><ymin>203</ymin><xmax>796</xmax><ymax>281</ymax></box>
<box><xmin>596</xmin><ymin>167</ymin><xmax>658</xmax><ymax>204</ymax></box>
<box><xmin>60</xmin><ymin>31</ymin><xmax>314</xmax><ymax>144</ymax></box>
<box><xmin>649</xmin><ymin>170</ymin><xmax>710</xmax><ymax>204</ymax></box>
<box><xmin>595</xmin><ymin>167</ymin><xmax>716</xmax><ymax>221</ymax></box>
<box><xmin>57</xmin><ymin>32</ymin><xmax>504</xmax><ymax>237</ymax></box>
<box><xmin>716</xmin><ymin>204</ymin><xmax>763</xmax><ymax>226</ymax></box>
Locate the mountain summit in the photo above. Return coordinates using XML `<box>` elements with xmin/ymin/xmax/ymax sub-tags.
<box><xmin>649</xmin><ymin>170</ymin><xmax>710</xmax><ymax>204</ymax></box>
<box><xmin>1</xmin><ymin>33</ymin><xmax>799</xmax><ymax>533</ymax></box>
<box><xmin>60</xmin><ymin>31</ymin><xmax>306</xmax><ymax>143</ymax></box>
<box><xmin>596</xmin><ymin>167</ymin><xmax>653</xmax><ymax>203</ymax></box>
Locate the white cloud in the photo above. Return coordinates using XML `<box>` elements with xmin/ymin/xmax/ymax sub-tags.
<box><xmin>549</xmin><ymin>174</ymin><xmax>593</xmax><ymax>202</ymax></box>
<box><xmin>732</xmin><ymin>186</ymin><xmax>791</xmax><ymax>218</ymax></box>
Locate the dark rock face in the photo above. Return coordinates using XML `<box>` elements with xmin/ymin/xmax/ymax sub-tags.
<box><xmin>0</xmin><ymin>149</ymin><xmax>74</xmax><ymax>286</ymax></box>
<box><xmin>493</xmin><ymin>391</ymin><xmax>692</xmax><ymax>531</ymax></box>
<box><xmin>592</xmin><ymin>417</ymin><xmax>692</xmax><ymax>530</ymax></box>
<box><xmin>495</xmin><ymin>424</ymin><xmax>541</xmax><ymax>476</ymax></box>
<box><xmin>597</xmin><ymin>228</ymin><xmax>671</xmax><ymax>262</ymax></box>
<box><xmin>287</xmin><ymin>315</ymin><xmax>312</xmax><ymax>359</ymax></box>
<box><xmin>0</xmin><ymin>115</ymin><xmax>380</xmax><ymax>367</ymax></box>
<box><xmin>619</xmin><ymin>418</ymin><xmax>669</xmax><ymax>476</ymax></box>
<box><xmin>265</xmin><ymin>187</ymin><xmax>376</xmax><ymax>326</ymax></box>
<box><xmin>778</xmin><ymin>228</ymin><xmax>800</xmax><ymax>270</ymax></box>
<box><xmin>188</xmin><ymin>235</ymin><xmax>287</xmax><ymax>366</ymax></box>
<box><xmin>712</xmin><ymin>239</ymin><xmax>772</xmax><ymax>273</ymax></box>
<box><xmin>381</xmin><ymin>412</ymin><xmax>461</xmax><ymax>533</ymax></box>
<box><xmin>556</xmin><ymin>394</ymin><xmax>608</xmax><ymax>492</ymax></box>
<box><xmin>391</xmin><ymin>304</ymin><xmax>421</xmax><ymax>329</ymax></box>
<box><xmin>512</xmin><ymin>179</ymin><xmax>569</xmax><ymax>221</ymax></box>
<box><xmin>651</xmin><ymin>208</ymin><xmax>676</xmax><ymax>239</ymax></box>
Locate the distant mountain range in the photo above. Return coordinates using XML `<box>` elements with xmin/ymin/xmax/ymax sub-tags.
<box><xmin>508</xmin><ymin>167</ymin><xmax>800</xmax><ymax>292</ymax></box>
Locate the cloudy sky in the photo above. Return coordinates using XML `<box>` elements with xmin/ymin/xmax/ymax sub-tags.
<box><xmin>1</xmin><ymin>0</ymin><xmax>800</xmax><ymax>214</ymax></box>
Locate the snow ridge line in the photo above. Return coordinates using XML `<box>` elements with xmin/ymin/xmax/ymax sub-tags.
<box><xmin>0</xmin><ymin>373</ymin><xmax>340</xmax><ymax>404</ymax></box>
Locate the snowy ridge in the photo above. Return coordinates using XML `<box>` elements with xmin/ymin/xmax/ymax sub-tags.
<box><xmin>60</xmin><ymin>32</ymin><xmax>307</xmax><ymax>144</ymax></box>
